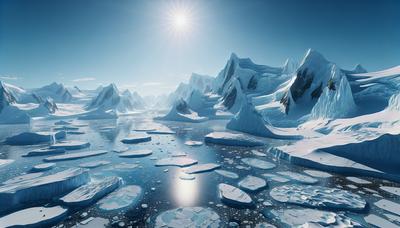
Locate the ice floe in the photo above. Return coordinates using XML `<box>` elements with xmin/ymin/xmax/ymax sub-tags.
<box><xmin>155</xmin><ymin>157</ymin><xmax>198</xmax><ymax>167</ymax></box>
<box><xmin>0</xmin><ymin>206</ymin><xmax>68</xmax><ymax>228</ymax></box>
<box><xmin>98</xmin><ymin>185</ymin><xmax>143</xmax><ymax>211</ymax></box>
<box><xmin>184</xmin><ymin>163</ymin><xmax>221</xmax><ymax>174</ymax></box>
<box><xmin>380</xmin><ymin>186</ymin><xmax>400</xmax><ymax>197</ymax></box>
<box><xmin>277</xmin><ymin>171</ymin><xmax>318</xmax><ymax>184</ymax></box>
<box><xmin>204</xmin><ymin>132</ymin><xmax>264</xmax><ymax>147</ymax></box>
<box><xmin>76</xmin><ymin>217</ymin><xmax>109</xmax><ymax>227</ymax></box>
<box><xmin>31</xmin><ymin>162</ymin><xmax>56</xmax><ymax>172</ymax></box>
<box><xmin>214</xmin><ymin>169</ymin><xmax>239</xmax><ymax>179</ymax></box>
<box><xmin>303</xmin><ymin>169</ymin><xmax>332</xmax><ymax>178</ymax></box>
<box><xmin>49</xmin><ymin>140</ymin><xmax>90</xmax><ymax>150</ymax></box>
<box><xmin>184</xmin><ymin>140</ymin><xmax>204</xmax><ymax>146</ymax></box>
<box><xmin>79</xmin><ymin>160</ymin><xmax>111</xmax><ymax>168</ymax></box>
<box><xmin>270</xmin><ymin>184</ymin><xmax>367</xmax><ymax>211</ymax></box>
<box><xmin>118</xmin><ymin>149</ymin><xmax>153</xmax><ymax>158</ymax></box>
<box><xmin>146</xmin><ymin>129</ymin><xmax>176</xmax><ymax>135</ymax></box>
<box><xmin>374</xmin><ymin>199</ymin><xmax>400</xmax><ymax>216</ymax></box>
<box><xmin>154</xmin><ymin>207</ymin><xmax>221</xmax><ymax>228</ymax></box>
<box><xmin>0</xmin><ymin>168</ymin><xmax>89</xmax><ymax>212</ymax></box>
<box><xmin>120</xmin><ymin>133</ymin><xmax>151</xmax><ymax>144</ymax></box>
<box><xmin>4</xmin><ymin>131</ymin><xmax>66</xmax><ymax>145</ymax></box>
<box><xmin>254</xmin><ymin>222</ymin><xmax>276</xmax><ymax>228</ymax></box>
<box><xmin>238</xmin><ymin>175</ymin><xmax>267</xmax><ymax>191</ymax></box>
<box><xmin>44</xmin><ymin>150</ymin><xmax>107</xmax><ymax>162</ymax></box>
<box><xmin>23</xmin><ymin>148</ymin><xmax>65</xmax><ymax>157</ymax></box>
<box><xmin>346</xmin><ymin>176</ymin><xmax>371</xmax><ymax>184</ymax></box>
<box><xmin>54</xmin><ymin>120</ymin><xmax>71</xmax><ymax>125</ymax></box>
<box><xmin>218</xmin><ymin>183</ymin><xmax>253</xmax><ymax>207</ymax></box>
<box><xmin>2</xmin><ymin>172</ymin><xmax>44</xmax><ymax>185</ymax></box>
<box><xmin>60</xmin><ymin>176</ymin><xmax>122</xmax><ymax>207</ymax></box>
<box><xmin>365</xmin><ymin>214</ymin><xmax>398</xmax><ymax>228</ymax></box>
<box><xmin>261</xmin><ymin>173</ymin><xmax>290</xmax><ymax>183</ymax></box>
<box><xmin>0</xmin><ymin>159</ymin><xmax>14</xmax><ymax>169</ymax></box>
<box><xmin>241</xmin><ymin>158</ymin><xmax>275</xmax><ymax>170</ymax></box>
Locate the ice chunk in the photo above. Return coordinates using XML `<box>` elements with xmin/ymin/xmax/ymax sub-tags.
<box><xmin>23</xmin><ymin>148</ymin><xmax>65</xmax><ymax>157</ymax></box>
<box><xmin>184</xmin><ymin>140</ymin><xmax>203</xmax><ymax>146</ymax></box>
<box><xmin>118</xmin><ymin>149</ymin><xmax>152</xmax><ymax>158</ymax></box>
<box><xmin>184</xmin><ymin>163</ymin><xmax>221</xmax><ymax>174</ymax></box>
<box><xmin>380</xmin><ymin>186</ymin><xmax>400</xmax><ymax>197</ymax></box>
<box><xmin>303</xmin><ymin>169</ymin><xmax>332</xmax><ymax>178</ymax></box>
<box><xmin>0</xmin><ymin>206</ymin><xmax>68</xmax><ymax>228</ymax></box>
<box><xmin>0</xmin><ymin>168</ymin><xmax>89</xmax><ymax>212</ymax></box>
<box><xmin>0</xmin><ymin>159</ymin><xmax>14</xmax><ymax>169</ymax></box>
<box><xmin>374</xmin><ymin>199</ymin><xmax>400</xmax><ymax>216</ymax></box>
<box><xmin>49</xmin><ymin>140</ymin><xmax>90</xmax><ymax>150</ymax></box>
<box><xmin>241</xmin><ymin>158</ymin><xmax>275</xmax><ymax>170</ymax></box>
<box><xmin>120</xmin><ymin>133</ymin><xmax>151</xmax><ymax>144</ymax></box>
<box><xmin>108</xmin><ymin>163</ymin><xmax>139</xmax><ymax>170</ymax></box>
<box><xmin>155</xmin><ymin>157</ymin><xmax>198</xmax><ymax>167</ymax></box>
<box><xmin>270</xmin><ymin>185</ymin><xmax>366</xmax><ymax>211</ymax></box>
<box><xmin>255</xmin><ymin>222</ymin><xmax>276</xmax><ymax>228</ymax></box>
<box><xmin>218</xmin><ymin>183</ymin><xmax>253</xmax><ymax>207</ymax></box>
<box><xmin>345</xmin><ymin>177</ymin><xmax>371</xmax><ymax>184</ymax></box>
<box><xmin>5</xmin><ymin>131</ymin><xmax>66</xmax><ymax>145</ymax></box>
<box><xmin>238</xmin><ymin>175</ymin><xmax>267</xmax><ymax>191</ymax></box>
<box><xmin>146</xmin><ymin>129</ymin><xmax>176</xmax><ymax>135</ymax></box>
<box><xmin>44</xmin><ymin>150</ymin><xmax>107</xmax><ymax>162</ymax></box>
<box><xmin>277</xmin><ymin>171</ymin><xmax>318</xmax><ymax>184</ymax></box>
<box><xmin>2</xmin><ymin>173</ymin><xmax>44</xmax><ymax>185</ymax></box>
<box><xmin>252</xmin><ymin>150</ymin><xmax>267</xmax><ymax>157</ymax></box>
<box><xmin>214</xmin><ymin>170</ymin><xmax>239</xmax><ymax>179</ymax></box>
<box><xmin>204</xmin><ymin>132</ymin><xmax>264</xmax><ymax>147</ymax></box>
<box><xmin>179</xmin><ymin>173</ymin><xmax>196</xmax><ymax>180</ymax></box>
<box><xmin>60</xmin><ymin>176</ymin><xmax>122</xmax><ymax>207</ymax></box>
<box><xmin>263</xmin><ymin>208</ymin><xmax>362</xmax><ymax>227</ymax></box>
<box><xmin>98</xmin><ymin>185</ymin><xmax>143</xmax><ymax>211</ymax></box>
<box><xmin>79</xmin><ymin>160</ymin><xmax>111</xmax><ymax>168</ymax></box>
<box><xmin>31</xmin><ymin>163</ymin><xmax>56</xmax><ymax>172</ymax></box>
<box><xmin>76</xmin><ymin>217</ymin><xmax>109</xmax><ymax>227</ymax></box>
<box><xmin>154</xmin><ymin>207</ymin><xmax>221</xmax><ymax>228</ymax></box>
<box><xmin>365</xmin><ymin>214</ymin><xmax>398</xmax><ymax>228</ymax></box>
<box><xmin>261</xmin><ymin>173</ymin><xmax>289</xmax><ymax>183</ymax></box>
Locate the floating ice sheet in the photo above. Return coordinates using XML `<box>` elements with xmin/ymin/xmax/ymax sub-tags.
<box><xmin>365</xmin><ymin>214</ymin><xmax>398</xmax><ymax>228</ymax></box>
<box><xmin>241</xmin><ymin>158</ymin><xmax>275</xmax><ymax>170</ymax></box>
<box><xmin>31</xmin><ymin>163</ymin><xmax>56</xmax><ymax>172</ymax></box>
<box><xmin>121</xmin><ymin>133</ymin><xmax>151</xmax><ymax>144</ymax></box>
<box><xmin>346</xmin><ymin>177</ymin><xmax>372</xmax><ymax>184</ymax></box>
<box><xmin>380</xmin><ymin>186</ymin><xmax>400</xmax><ymax>197</ymax></box>
<box><xmin>184</xmin><ymin>163</ymin><xmax>221</xmax><ymax>174</ymax></box>
<box><xmin>50</xmin><ymin>140</ymin><xmax>90</xmax><ymax>150</ymax></box>
<box><xmin>79</xmin><ymin>160</ymin><xmax>111</xmax><ymax>168</ymax></box>
<box><xmin>155</xmin><ymin>157</ymin><xmax>198</xmax><ymax>167</ymax></box>
<box><xmin>214</xmin><ymin>170</ymin><xmax>239</xmax><ymax>179</ymax></box>
<box><xmin>204</xmin><ymin>132</ymin><xmax>264</xmax><ymax>147</ymax></box>
<box><xmin>238</xmin><ymin>175</ymin><xmax>267</xmax><ymax>191</ymax></box>
<box><xmin>374</xmin><ymin>199</ymin><xmax>400</xmax><ymax>216</ymax></box>
<box><xmin>184</xmin><ymin>140</ymin><xmax>203</xmax><ymax>146</ymax></box>
<box><xmin>119</xmin><ymin>149</ymin><xmax>152</xmax><ymax>158</ymax></box>
<box><xmin>218</xmin><ymin>183</ymin><xmax>253</xmax><ymax>207</ymax></box>
<box><xmin>277</xmin><ymin>171</ymin><xmax>318</xmax><ymax>184</ymax></box>
<box><xmin>303</xmin><ymin>169</ymin><xmax>332</xmax><ymax>178</ymax></box>
<box><xmin>44</xmin><ymin>150</ymin><xmax>107</xmax><ymax>162</ymax></box>
<box><xmin>23</xmin><ymin>148</ymin><xmax>65</xmax><ymax>157</ymax></box>
<box><xmin>98</xmin><ymin>185</ymin><xmax>142</xmax><ymax>211</ymax></box>
<box><xmin>154</xmin><ymin>207</ymin><xmax>221</xmax><ymax>228</ymax></box>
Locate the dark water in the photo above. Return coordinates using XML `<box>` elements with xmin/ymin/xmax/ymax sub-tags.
<box><xmin>0</xmin><ymin>113</ymin><xmax>400</xmax><ymax>227</ymax></box>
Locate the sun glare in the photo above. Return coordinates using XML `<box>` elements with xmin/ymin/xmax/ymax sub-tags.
<box><xmin>173</xmin><ymin>12</ymin><xmax>188</xmax><ymax>31</ymax></box>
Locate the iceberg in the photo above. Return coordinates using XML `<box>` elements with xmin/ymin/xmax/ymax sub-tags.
<box><xmin>2</xmin><ymin>173</ymin><xmax>44</xmax><ymax>185</ymax></box>
<box><xmin>49</xmin><ymin>140</ymin><xmax>90</xmax><ymax>150</ymax></box>
<box><xmin>5</xmin><ymin>131</ymin><xmax>66</xmax><ymax>145</ymax></box>
<box><xmin>204</xmin><ymin>132</ymin><xmax>265</xmax><ymax>147</ymax></box>
<box><xmin>157</xmin><ymin>99</ymin><xmax>208</xmax><ymax>123</ymax></box>
<box><xmin>44</xmin><ymin>150</ymin><xmax>107</xmax><ymax>162</ymax></box>
<box><xmin>23</xmin><ymin>148</ymin><xmax>65</xmax><ymax>157</ymax></box>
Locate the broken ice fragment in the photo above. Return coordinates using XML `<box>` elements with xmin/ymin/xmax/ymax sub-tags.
<box><xmin>118</xmin><ymin>149</ymin><xmax>153</xmax><ymax>158</ymax></box>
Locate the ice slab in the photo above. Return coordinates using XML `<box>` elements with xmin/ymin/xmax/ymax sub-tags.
<box><xmin>121</xmin><ymin>133</ymin><xmax>151</xmax><ymax>144</ymax></box>
<box><xmin>204</xmin><ymin>132</ymin><xmax>264</xmax><ymax>147</ymax></box>
<box><xmin>346</xmin><ymin>177</ymin><xmax>372</xmax><ymax>184</ymax></box>
<box><xmin>2</xmin><ymin>173</ymin><xmax>44</xmax><ymax>185</ymax></box>
<box><xmin>76</xmin><ymin>217</ymin><xmax>109</xmax><ymax>227</ymax></box>
<box><xmin>184</xmin><ymin>140</ymin><xmax>203</xmax><ymax>146</ymax></box>
<box><xmin>49</xmin><ymin>140</ymin><xmax>90</xmax><ymax>150</ymax></box>
<box><xmin>261</xmin><ymin>173</ymin><xmax>290</xmax><ymax>183</ymax></box>
<box><xmin>264</xmin><ymin>208</ymin><xmax>362</xmax><ymax>227</ymax></box>
<box><xmin>184</xmin><ymin>163</ymin><xmax>221</xmax><ymax>174</ymax></box>
<box><xmin>98</xmin><ymin>185</ymin><xmax>143</xmax><ymax>211</ymax></box>
<box><xmin>365</xmin><ymin>214</ymin><xmax>398</xmax><ymax>228</ymax></box>
<box><xmin>23</xmin><ymin>148</ymin><xmax>65</xmax><ymax>157</ymax></box>
<box><xmin>154</xmin><ymin>207</ymin><xmax>221</xmax><ymax>228</ymax></box>
<box><xmin>155</xmin><ymin>157</ymin><xmax>198</xmax><ymax>167</ymax></box>
<box><xmin>303</xmin><ymin>169</ymin><xmax>332</xmax><ymax>178</ymax></box>
<box><xmin>252</xmin><ymin>150</ymin><xmax>267</xmax><ymax>157</ymax></box>
<box><xmin>0</xmin><ymin>206</ymin><xmax>68</xmax><ymax>228</ymax></box>
<box><xmin>374</xmin><ymin>199</ymin><xmax>400</xmax><ymax>216</ymax></box>
<box><xmin>241</xmin><ymin>158</ymin><xmax>275</xmax><ymax>170</ymax></box>
<box><xmin>277</xmin><ymin>171</ymin><xmax>318</xmax><ymax>184</ymax></box>
<box><xmin>54</xmin><ymin>126</ymin><xmax>79</xmax><ymax>131</ymax></box>
<box><xmin>60</xmin><ymin>176</ymin><xmax>122</xmax><ymax>207</ymax></box>
<box><xmin>214</xmin><ymin>170</ymin><xmax>239</xmax><ymax>179</ymax></box>
<box><xmin>0</xmin><ymin>159</ymin><xmax>14</xmax><ymax>169</ymax></box>
<box><xmin>146</xmin><ymin>129</ymin><xmax>176</xmax><ymax>135</ymax></box>
<box><xmin>255</xmin><ymin>222</ymin><xmax>276</xmax><ymax>228</ymax></box>
<box><xmin>5</xmin><ymin>131</ymin><xmax>66</xmax><ymax>145</ymax></box>
<box><xmin>238</xmin><ymin>175</ymin><xmax>267</xmax><ymax>191</ymax></box>
<box><xmin>44</xmin><ymin>150</ymin><xmax>107</xmax><ymax>162</ymax></box>
<box><xmin>79</xmin><ymin>160</ymin><xmax>111</xmax><ymax>168</ymax></box>
<box><xmin>105</xmin><ymin>163</ymin><xmax>139</xmax><ymax>171</ymax></box>
<box><xmin>118</xmin><ymin>149</ymin><xmax>153</xmax><ymax>158</ymax></box>
<box><xmin>270</xmin><ymin>184</ymin><xmax>367</xmax><ymax>211</ymax></box>
<box><xmin>31</xmin><ymin>163</ymin><xmax>56</xmax><ymax>172</ymax></box>
<box><xmin>0</xmin><ymin>168</ymin><xmax>89</xmax><ymax>212</ymax></box>
<box><xmin>380</xmin><ymin>186</ymin><xmax>400</xmax><ymax>197</ymax></box>
<box><xmin>218</xmin><ymin>183</ymin><xmax>253</xmax><ymax>207</ymax></box>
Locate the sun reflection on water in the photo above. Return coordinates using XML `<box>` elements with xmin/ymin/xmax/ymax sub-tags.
<box><xmin>172</xmin><ymin>173</ymin><xmax>199</xmax><ymax>206</ymax></box>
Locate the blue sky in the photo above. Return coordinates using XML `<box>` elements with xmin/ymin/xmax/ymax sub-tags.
<box><xmin>1</xmin><ymin>0</ymin><xmax>399</xmax><ymax>95</ymax></box>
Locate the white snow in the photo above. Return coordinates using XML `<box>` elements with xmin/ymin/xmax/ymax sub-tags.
<box><xmin>238</xmin><ymin>175</ymin><xmax>267</xmax><ymax>191</ymax></box>
<box><xmin>154</xmin><ymin>207</ymin><xmax>221</xmax><ymax>228</ymax></box>
<box><xmin>241</xmin><ymin>158</ymin><xmax>275</xmax><ymax>170</ymax></box>
<box><xmin>365</xmin><ymin>214</ymin><xmax>398</xmax><ymax>228</ymax></box>
<box><xmin>0</xmin><ymin>206</ymin><xmax>68</xmax><ymax>228</ymax></box>
<box><xmin>218</xmin><ymin>183</ymin><xmax>253</xmax><ymax>207</ymax></box>
<box><xmin>345</xmin><ymin>176</ymin><xmax>371</xmax><ymax>184</ymax></box>
<box><xmin>204</xmin><ymin>132</ymin><xmax>265</xmax><ymax>147</ymax></box>
<box><xmin>31</xmin><ymin>163</ymin><xmax>56</xmax><ymax>172</ymax></box>
<box><xmin>214</xmin><ymin>170</ymin><xmax>239</xmax><ymax>179</ymax></box>
<box><xmin>277</xmin><ymin>171</ymin><xmax>318</xmax><ymax>184</ymax></box>
<box><xmin>0</xmin><ymin>168</ymin><xmax>89</xmax><ymax>212</ymax></box>
<box><xmin>374</xmin><ymin>199</ymin><xmax>400</xmax><ymax>216</ymax></box>
<box><xmin>60</xmin><ymin>176</ymin><xmax>122</xmax><ymax>207</ymax></box>
<box><xmin>184</xmin><ymin>163</ymin><xmax>221</xmax><ymax>174</ymax></box>
<box><xmin>44</xmin><ymin>150</ymin><xmax>107</xmax><ymax>162</ymax></box>
<box><xmin>270</xmin><ymin>184</ymin><xmax>366</xmax><ymax>211</ymax></box>
<box><xmin>155</xmin><ymin>157</ymin><xmax>198</xmax><ymax>167</ymax></box>
<box><xmin>158</xmin><ymin>99</ymin><xmax>208</xmax><ymax>123</ymax></box>
<box><xmin>120</xmin><ymin>133</ymin><xmax>151</xmax><ymax>144</ymax></box>
<box><xmin>119</xmin><ymin>149</ymin><xmax>153</xmax><ymax>158</ymax></box>
<box><xmin>2</xmin><ymin>173</ymin><xmax>44</xmax><ymax>185</ymax></box>
<box><xmin>49</xmin><ymin>140</ymin><xmax>90</xmax><ymax>150</ymax></box>
<box><xmin>5</xmin><ymin>131</ymin><xmax>66</xmax><ymax>145</ymax></box>
<box><xmin>380</xmin><ymin>186</ymin><xmax>400</xmax><ymax>197</ymax></box>
<box><xmin>98</xmin><ymin>185</ymin><xmax>143</xmax><ymax>211</ymax></box>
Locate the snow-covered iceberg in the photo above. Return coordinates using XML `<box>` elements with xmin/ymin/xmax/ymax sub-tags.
<box><xmin>157</xmin><ymin>99</ymin><xmax>208</xmax><ymax>123</ymax></box>
<box><xmin>5</xmin><ymin>131</ymin><xmax>66</xmax><ymax>145</ymax></box>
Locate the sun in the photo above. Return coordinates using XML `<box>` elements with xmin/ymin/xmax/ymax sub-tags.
<box><xmin>173</xmin><ymin>12</ymin><xmax>188</xmax><ymax>31</ymax></box>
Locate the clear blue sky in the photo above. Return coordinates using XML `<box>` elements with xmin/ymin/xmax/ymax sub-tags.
<box><xmin>1</xmin><ymin>0</ymin><xmax>399</xmax><ymax>95</ymax></box>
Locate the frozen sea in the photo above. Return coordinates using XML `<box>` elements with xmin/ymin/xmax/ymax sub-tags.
<box><xmin>0</xmin><ymin>111</ymin><xmax>400</xmax><ymax>227</ymax></box>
